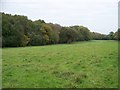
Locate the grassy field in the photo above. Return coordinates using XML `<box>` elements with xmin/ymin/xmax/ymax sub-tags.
<box><xmin>2</xmin><ymin>40</ymin><xmax>118</xmax><ymax>88</ymax></box>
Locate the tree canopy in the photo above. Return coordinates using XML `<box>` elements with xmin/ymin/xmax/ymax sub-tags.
<box><xmin>2</xmin><ymin>13</ymin><xmax>119</xmax><ymax>47</ymax></box>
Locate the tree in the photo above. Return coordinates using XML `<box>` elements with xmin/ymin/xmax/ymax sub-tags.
<box><xmin>92</xmin><ymin>32</ymin><xmax>108</xmax><ymax>40</ymax></box>
<box><xmin>3</xmin><ymin>12</ymin><xmax>117</xmax><ymax>47</ymax></box>
<box><xmin>47</xmin><ymin>23</ymin><xmax>61</xmax><ymax>44</ymax></box>
<box><xmin>2</xmin><ymin>13</ymin><xmax>30</xmax><ymax>47</ymax></box>
<box><xmin>59</xmin><ymin>27</ymin><xmax>78</xmax><ymax>43</ymax></box>
<box><xmin>108</xmin><ymin>32</ymin><xmax>114</xmax><ymax>40</ymax></box>
<box><xmin>114</xmin><ymin>29</ymin><xmax>120</xmax><ymax>40</ymax></box>
<box><xmin>71</xmin><ymin>26</ymin><xmax>92</xmax><ymax>41</ymax></box>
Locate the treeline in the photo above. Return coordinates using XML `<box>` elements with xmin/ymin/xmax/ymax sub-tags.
<box><xmin>92</xmin><ymin>31</ymin><xmax>120</xmax><ymax>40</ymax></box>
<box><xmin>2</xmin><ymin>13</ymin><xmax>120</xmax><ymax>47</ymax></box>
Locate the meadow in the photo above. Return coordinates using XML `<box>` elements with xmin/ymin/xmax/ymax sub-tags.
<box><xmin>2</xmin><ymin>40</ymin><xmax>118</xmax><ymax>88</ymax></box>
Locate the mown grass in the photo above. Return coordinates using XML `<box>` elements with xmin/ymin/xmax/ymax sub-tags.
<box><xmin>2</xmin><ymin>40</ymin><xmax>118</xmax><ymax>88</ymax></box>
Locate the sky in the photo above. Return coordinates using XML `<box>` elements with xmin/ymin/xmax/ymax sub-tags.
<box><xmin>0</xmin><ymin>0</ymin><xmax>119</xmax><ymax>34</ymax></box>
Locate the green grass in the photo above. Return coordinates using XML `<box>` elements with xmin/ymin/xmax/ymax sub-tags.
<box><xmin>2</xmin><ymin>40</ymin><xmax>118</xmax><ymax>88</ymax></box>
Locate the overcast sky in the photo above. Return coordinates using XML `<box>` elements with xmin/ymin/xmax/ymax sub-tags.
<box><xmin>0</xmin><ymin>0</ymin><xmax>119</xmax><ymax>34</ymax></box>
